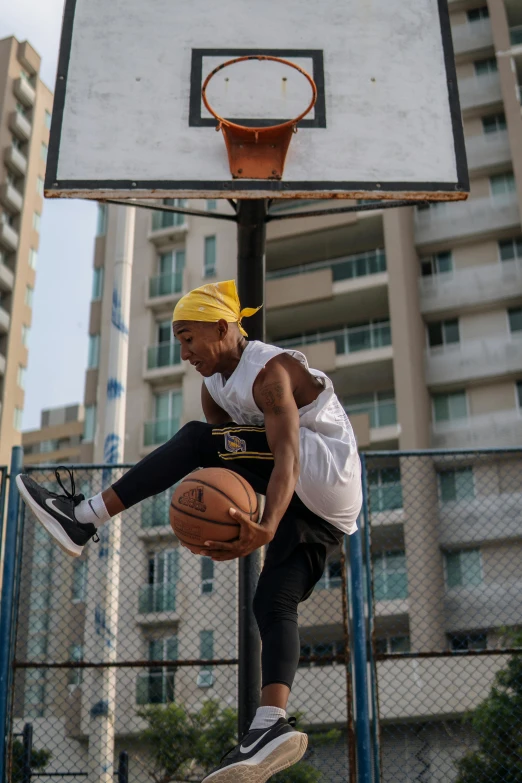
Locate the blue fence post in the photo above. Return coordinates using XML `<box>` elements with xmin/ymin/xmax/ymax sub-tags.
<box><xmin>0</xmin><ymin>446</ymin><xmax>23</xmax><ymax>783</ymax></box>
<box><xmin>350</xmin><ymin>518</ymin><xmax>373</xmax><ymax>782</ymax></box>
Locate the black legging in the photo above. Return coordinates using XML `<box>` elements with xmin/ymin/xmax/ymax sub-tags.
<box><xmin>112</xmin><ymin>421</ymin><xmax>343</xmax><ymax>689</ymax></box>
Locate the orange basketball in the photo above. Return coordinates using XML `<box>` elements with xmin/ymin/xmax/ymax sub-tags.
<box><xmin>170</xmin><ymin>468</ymin><xmax>259</xmax><ymax>554</ymax></box>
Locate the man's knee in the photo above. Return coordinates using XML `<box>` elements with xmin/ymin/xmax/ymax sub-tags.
<box><xmin>171</xmin><ymin>420</ymin><xmax>210</xmax><ymax>442</ymax></box>
<box><xmin>253</xmin><ymin>578</ymin><xmax>298</xmax><ymax>634</ymax></box>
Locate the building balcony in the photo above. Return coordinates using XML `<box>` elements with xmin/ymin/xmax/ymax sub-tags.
<box><xmin>143</xmin><ymin>418</ymin><xmax>180</xmax><ymax>448</ymax></box>
<box><xmin>13</xmin><ymin>76</ymin><xmax>36</xmax><ymax>107</ymax></box>
<box><xmin>426</xmin><ymin>335</ymin><xmax>522</xmax><ymax>387</ymax></box>
<box><xmin>439</xmin><ymin>491</ymin><xmax>522</xmax><ymax>549</ymax></box>
<box><xmin>432</xmin><ymin>407</ymin><xmax>522</xmax><ymax>448</ymax></box>
<box><xmin>0</xmin><ymin>305</ymin><xmax>10</xmax><ymax>334</ymax></box>
<box><xmin>466</xmin><ymin>130</ymin><xmax>511</xmax><ymax>176</ymax></box>
<box><xmin>147</xmin><ymin>213</ymin><xmax>188</xmax><ymax>246</ymax></box>
<box><xmin>344</xmin><ymin>398</ymin><xmax>401</xmax><ymax>449</ymax></box>
<box><xmin>9</xmin><ymin>110</ymin><xmax>32</xmax><ymax>142</ymax></box>
<box><xmin>138</xmin><ymin>583</ymin><xmax>177</xmax><ymax>615</ymax></box>
<box><xmin>136</xmin><ymin>670</ymin><xmax>175</xmax><ymax>706</ymax></box>
<box><xmin>145</xmin><ymin>270</ymin><xmax>184</xmax><ymax>311</ymax></box>
<box><xmin>510</xmin><ymin>26</ymin><xmax>522</xmax><ymax>46</ymax></box>
<box><xmin>0</xmin><ymin>353</ymin><xmax>5</xmax><ymax>376</ymax></box>
<box><xmin>0</xmin><ymin>183</ymin><xmax>23</xmax><ymax>214</ymax></box>
<box><xmin>0</xmin><ymin>222</ymin><xmax>19</xmax><ymax>252</ymax></box>
<box><xmin>4</xmin><ymin>146</ymin><xmax>28</xmax><ymax>177</ymax></box>
<box><xmin>143</xmin><ymin>341</ymin><xmax>184</xmax><ymax>384</ymax></box>
<box><xmin>458</xmin><ymin>72</ymin><xmax>502</xmax><ymax>114</ymax></box>
<box><xmin>445</xmin><ymin>581</ymin><xmax>522</xmax><ymax>633</ymax></box>
<box><xmin>419</xmin><ymin>259</ymin><xmax>522</xmax><ymax>317</ymax></box>
<box><xmin>0</xmin><ymin>258</ymin><xmax>14</xmax><ymax>292</ymax></box>
<box><xmin>452</xmin><ymin>19</ymin><xmax>493</xmax><ymax>59</ymax></box>
<box><xmin>415</xmin><ymin>192</ymin><xmax>520</xmax><ymax>250</ymax></box>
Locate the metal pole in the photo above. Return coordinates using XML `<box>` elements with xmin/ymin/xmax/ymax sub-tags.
<box><xmin>117</xmin><ymin>751</ymin><xmax>128</xmax><ymax>783</ymax></box>
<box><xmin>86</xmin><ymin>205</ymin><xmax>135</xmax><ymax>782</ymax></box>
<box><xmin>236</xmin><ymin>199</ymin><xmax>267</xmax><ymax>738</ymax></box>
<box><xmin>0</xmin><ymin>445</ymin><xmax>23</xmax><ymax>783</ymax></box>
<box><xmin>349</xmin><ymin>525</ymin><xmax>373</xmax><ymax>783</ymax></box>
<box><xmin>22</xmin><ymin>723</ymin><xmax>32</xmax><ymax>783</ymax></box>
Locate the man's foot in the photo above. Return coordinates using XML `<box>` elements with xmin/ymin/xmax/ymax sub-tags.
<box><xmin>16</xmin><ymin>469</ymin><xmax>99</xmax><ymax>557</ymax></box>
<box><xmin>201</xmin><ymin>717</ymin><xmax>308</xmax><ymax>783</ymax></box>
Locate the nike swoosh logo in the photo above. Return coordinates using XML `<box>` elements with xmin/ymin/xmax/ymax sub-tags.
<box><xmin>45</xmin><ymin>498</ymin><xmax>74</xmax><ymax>522</ymax></box>
<box><xmin>240</xmin><ymin>729</ymin><xmax>271</xmax><ymax>754</ymax></box>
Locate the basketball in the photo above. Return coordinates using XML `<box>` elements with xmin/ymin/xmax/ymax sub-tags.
<box><xmin>170</xmin><ymin>468</ymin><xmax>259</xmax><ymax>553</ymax></box>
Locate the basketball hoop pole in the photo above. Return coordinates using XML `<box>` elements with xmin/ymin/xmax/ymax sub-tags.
<box><xmin>236</xmin><ymin>198</ymin><xmax>267</xmax><ymax>738</ymax></box>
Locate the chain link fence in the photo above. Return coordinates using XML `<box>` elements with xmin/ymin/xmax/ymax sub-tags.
<box><xmin>8</xmin><ymin>464</ymin><xmax>352</xmax><ymax>783</ymax></box>
<box><xmin>363</xmin><ymin>450</ymin><xmax>522</xmax><ymax>783</ymax></box>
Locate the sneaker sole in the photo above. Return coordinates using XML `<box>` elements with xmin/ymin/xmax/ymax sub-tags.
<box><xmin>202</xmin><ymin>732</ymin><xmax>308</xmax><ymax>783</ymax></box>
<box><xmin>16</xmin><ymin>475</ymin><xmax>83</xmax><ymax>558</ymax></box>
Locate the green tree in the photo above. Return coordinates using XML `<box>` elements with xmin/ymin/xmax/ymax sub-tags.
<box><xmin>455</xmin><ymin>630</ymin><xmax>522</xmax><ymax>783</ymax></box>
<box><xmin>137</xmin><ymin>700</ymin><xmax>340</xmax><ymax>782</ymax></box>
<box><xmin>10</xmin><ymin>738</ymin><xmax>51</xmax><ymax>783</ymax></box>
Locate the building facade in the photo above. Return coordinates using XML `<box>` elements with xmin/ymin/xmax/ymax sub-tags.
<box><xmin>22</xmin><ymin>404</ymin><xmax>84</xmax><ymax>466</ymax></box>
<box><xmin>12</xmin><ymin>2</ymin><xmax>522</xmax><ymax>780</ymax></box>
<box><xmin>0</xmin><ymin>37</ymin><xmax>53</xmax><ymax>466</ymax></box>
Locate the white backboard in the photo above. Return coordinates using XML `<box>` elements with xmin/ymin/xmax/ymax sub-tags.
<box><xmin>46</xmin><ymin>0</ymin><xmax>468</xmax><ymax>201</ymax></box>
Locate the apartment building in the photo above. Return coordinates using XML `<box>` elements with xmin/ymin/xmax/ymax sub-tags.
<box><xmin>11</xmin><ymin>2</ymin><xmax>522</xmax><ymax>780</ymax></box>
<box><xmin>0</xmin><ymin>37</ymin><xmax>53</xmax><ymax>467</ymax></box>
<box><xmin>22</xmin><ymin>404</ymin><xmax>84</xmax><ymax>466</ymax></box>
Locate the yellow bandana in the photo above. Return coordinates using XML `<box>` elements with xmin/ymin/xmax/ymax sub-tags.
<box><xmin>172</xmin><ymin>280</ymin><xmax>262</xmax><ymax>337</ymax></box>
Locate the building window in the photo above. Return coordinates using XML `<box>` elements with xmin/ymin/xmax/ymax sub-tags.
<box><xmin>375</xmin><ymin>636</ymin><xmax>410</xmax><ymax>654</ymax></box>
<box><xmin>207</xmin><ymin>199</ymin><xmax>217</xmax><ymax>210</ymax></box>
<box><xmin>44</xmin><ymin>110</ymin><xmax>52</xmax><ymax>130</ymax></box>
<box><xmin>25</xmin><ymin>285</ymin><xmax>34</xmax><ymax>307</ymax></box>
<box><xmin>490</xmin><ymin>173</ymin><xmax>516</xmax><ymax>196</ymax></box>
<box><xmin>17</xmin><ymin>365</ymin><xmax>26</xmax><ymax>390</ymax></box>
<box><xmin>299</xmin><ymin>640</ymin><xmax>344</xmax><ymax>667</ymax></box>
<box><xmin>152</xmin><ymin>320</ymin><xmax>181</xmax><ymax>369</ymax></box>
<box><xmin>499</xmin><ymin>237</ymin><xmax>522</xmax><ymax>261</ymax></box>
<box><xmin>72</xmin><ymin>558</ymin><xmax>87</xmax><ymax>602</ymax></box>
<box><xmin>96</xmin><ymin>204</ymin><xmax>108</xmax><ymax>236</ymax></box>
<box><xmin>204</xmin><ymin>236</ymin><xmax>217</xmax><ymax>278</ymax></box>
<box><xmin>482</xmin><ymin>113</ymin><xmax>506</xmax><ymax>134</ymax></box>
<box><xmin>13</xmin><ymin>407</ymin><xmax>23</xmax><ymax>431</ymax></box>
<box><xmin>22</xmin><ymin>325</ymin><xmax>30</xmax><ymax>346</ymax></box>
<box><xmin>198</xmin><ymin>630</ymin><xmax>214</xmax><ymax>687</ymax></box>
<box><xmin>343</xmin><ymin>390</ymin><xmax>397</xmax><ymax>428</ymax></box>
<box><xmin>438</xmin><ymin>467</ymin><xmax>474</xmax><ymax>503</ymax></box>
<box><xmin>33</xmin><ymin>212</ymin><xmax>41</xmax><ymax>231</ymax></box>
<box><xmin>449</xmin><ymin>632</ymin><xmax>487</xmax><ymax>652</ymax></box>
<box><xmin>316</xmin><ymin>560</ymin><xmax>343</xmax><ymax>590</ymax></box>
<box><xmin>201</xmin><ymin>556</ymin><xmax>215</xmax><ymax>594</ymax></box>
<box><xmin>444</xmin><ymin>549</ymin><xmax>482</xmax><ymax>588</ymax></box>
<box><xmin>91</xmin><ymin>266</ymin><xmax>104</xmax><ymax>300</ymax></box>
<box><xmin>40</xmin><ymin>440</ymin><xmax>59</xmax><ymax>453</ymax></box>
<box><xmin>151</xmin><ymin>199</ymin><xmax>187</xmax><ymax>231</ymax></box>
<box><xmin>151</xmin><ymin>249</ymin><xmax>185</xmax><ymax>297</ymax></box>
<box><xmin>372</xmin><ymin>551</ymin><xmax>408</xmax><ymax>601</ymax></box>
<box><xmin>68</xmin><ymin>644</ymin><xmax>83</xmax><ymax>686</ymax></box>
<box><xmin>83</xmin><ymin>404</ymin><xmax>97</xmax><ymax>442</ymax></box>
<box><xmin>87</xmin><ymin>334</ymin><xmax>100</xmax><ymax>369</ymax></box>
<box><xmin>140</xmin><ymin>549</ymin><xmax>179</xmax><ymax>613</ymax></box>
<box><xmin>36</xmin><ymin>177</ymin><xmax>44</xmax><ymax>197</ymax></box>
<box><xmin>141</xmin><ymin>489</ymin><xmax>171</xmax><ymax>529</ymax></box>
<box><xmin>474</xmin><ymin>57</ymin><xmax>498</xmax><ymax>76</ymax></box>
<box><xmin>29</xmin><ymin>248</ymin><xmax>37</xmax><ymax>269</ymax></box>
<box><xmin>420</xmin><ymin>251</ymin><xmax>453</xmax><ymax>277</ymax></box>
<box><xmin>145</xmin><ymin>390</ymin><xmax>183</xmax><ymax>446</ymax></box>
<box><xmin>137</xmin><ymin>637</ymin><xmax>178</xmax><ymax>705</ymax></box>
<box><xmin>427</xmin><ymin>319</ymin><xmax>460</xmax><ymax>349</ymax></box>
<box><xmin>432</xmin><ymin>390</ymin><xmax>468</xmax><ymax>423</ymax></box>
<box><xmin>508</xmin><ymin>307</ymin><xmax>522</xmax><ymax>334</ymax></box>
<box><xmin>467</xmin><ymin>6</ymin><xmax>489</xmax><ymax>22</ymax></box>
<box><xmin>40</xmin><ymin>143</ymin><xmax>48</xmax><ymax>162</ymax></box>
<box><xmin>368</xmin><ymin>467</ymin><xmax>403</xmax><ymax>512</ymax></box>
<box><xmin>516</xmin><ymin>381</ymin><xmax>522</xmax><ymax>409</ymax></box>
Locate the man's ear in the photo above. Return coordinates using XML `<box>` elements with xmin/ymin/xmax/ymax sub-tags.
<box><xmin>217</xmin><ymin>319</ymin><xmax>229</xmax><ymax>340</ymax></box>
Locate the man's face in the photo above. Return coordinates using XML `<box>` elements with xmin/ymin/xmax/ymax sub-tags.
<box><xmin>172</xmin><ymin>320</ymin><xmax>226</xmax><ymax>376</ymax></box>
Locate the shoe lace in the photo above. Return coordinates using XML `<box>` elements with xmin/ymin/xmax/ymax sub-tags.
<box><xmin>53</xmin><ymin>467</ymin><xmax>100</xmax><ymax>543</ymax></box>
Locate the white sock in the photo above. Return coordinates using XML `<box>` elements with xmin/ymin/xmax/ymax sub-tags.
<box><xmin>249</xmin><ymin>706</ymin><xmax>287</xmax><ymax>731</ymax></box>
<box><xmin>75</xmin><ymin>493</ymin><xmax>111</xmax><ymax>527</ymax></box>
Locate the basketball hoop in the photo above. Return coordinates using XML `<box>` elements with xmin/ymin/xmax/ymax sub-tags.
<box><xmin>201</xmin><ymin>55</ymin><xmax>318</xmax><ymax>180</ymax></box>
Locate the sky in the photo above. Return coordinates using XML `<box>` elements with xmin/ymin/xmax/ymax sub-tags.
<box><xmin>1</xmin><ymin>0</ymin><xmax>97</xmax><ymax>430</ymax></box>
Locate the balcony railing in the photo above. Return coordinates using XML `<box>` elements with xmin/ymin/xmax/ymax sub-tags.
<box><xmin>369</xmin><ymin>483</ymin><xmax>403</xmax><ymax>513</ymax></box>
<box><xmin>151</xmin><ymin>212</ymin><xmax>186</xmax><ymax>232</ymax></box>
<box><xmin>267</xmin><ymin>249</ymin><xmax>386</xmax><ymax>283</ymax></box>
<box><xmin>510</xmin><ymin>25</ymin><xmax>522</xmax><ymax>46</ymax></box>
<box><xmin>136</xmin><ymin>670</ymin><xmax>175</xmax><ymax>705</ymax></box>
<box><xmin>4</xmin><ymin>146</ymin><xmax>27</xmax><ymax>177</ymax></box>
<box><xmin>149</xmin><ymin>270</ymin><xmax>183</xmax><ymax>299</ymax></box>
<box><xmin>277</xmin><ymin>321</ymin><xmax>391</xmax><ymax>356</ymax></box>
<box><xmin>432</xmin><ymin>408</ymin><xmax>522</xmax><ymax>448</ymax></box>
<box><xmin>465</xmin><ymin>129</ymin><xmax>511</xmax><ymax>173</ymax></box>
<box><xmin>344</xmin><ymin>398</ymin><xmax>397</xmax><ymax>429</ymax></box>
<box><xmin>457</xmin><ymin>72</ymin><xmax>501</xmax><ymax>112</ymax></box>
<box><xmin>0</xmin><ymin>306</ymin><xmax>10</xmax><ymax>334</ymax></box>
<box><xmin>452</xmin><ymin>19</ymin><xmax>492</xmax><ymax>56</ymax></box>
<box><xmin>374</xmin><ymin>573</ymin><xmax>408</xmax><ymax>601</ymax></box>
<box><xmin>144</xmin><ymin>418</ymin><xmax>180</xmax><ymax>447</ymax></box>
<box><xmin>426</xmin><ymin>335</ymin><xmax>522</xmax><ymax>386</ymax></box>
<box><xmin>147</xmin><ymin>341</ymin><xmax>182</xmax><ymax>370</ymax></box>
<box><xmin>138</xmin><ymin>583</ymin><xmax>176</xmax><ymax>613</ymax></box>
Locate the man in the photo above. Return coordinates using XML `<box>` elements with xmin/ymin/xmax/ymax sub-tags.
<box><xmin>17</xmin><ymin>280</ymin><xmax>362</xmax><ymax>783</ymax></box>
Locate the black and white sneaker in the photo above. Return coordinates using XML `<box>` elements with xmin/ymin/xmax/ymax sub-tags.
<box><xmin>16</xmin><ymin>467</ymin><xmax>99</xmax><ymax>558</ymax></box>
<box><xmin>201</xmin><ymin>717</ymin><xmax>308</xmax><ymax>783</ymax></box>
